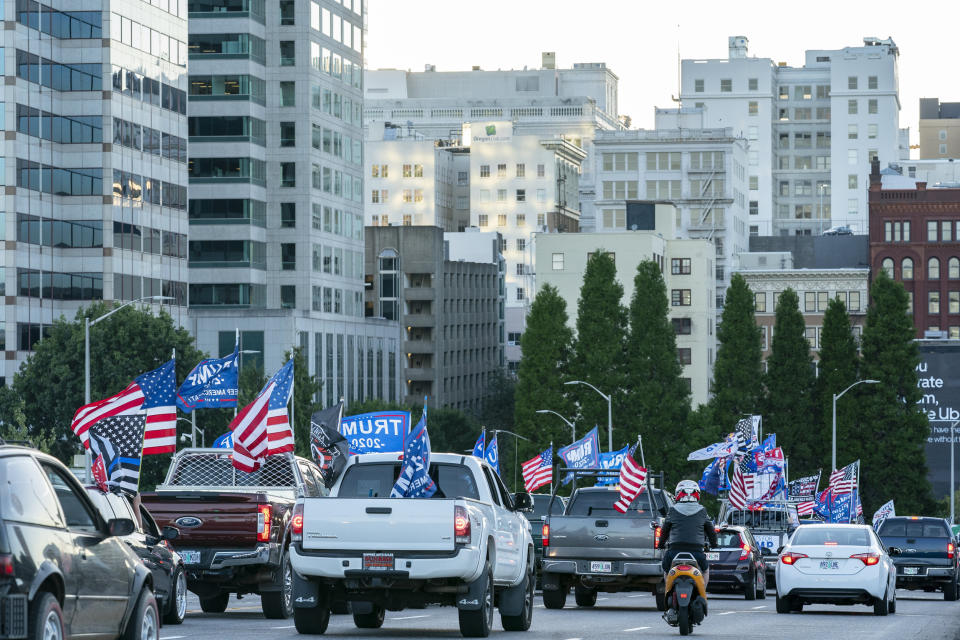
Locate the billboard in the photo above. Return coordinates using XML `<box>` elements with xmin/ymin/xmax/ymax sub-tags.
<box><xmin>917</xmin><ymin>342</ymin><xmax>960</xmax><ymax>498</ymax></box>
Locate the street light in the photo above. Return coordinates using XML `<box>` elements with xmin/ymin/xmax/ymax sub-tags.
<box><xmin>565</xmin><ymin>380</ymin><xmax>613</xmax><ymax>452</ymax></box>
<box><xmin>84</xmin><ymin>295</ymin><xmax>173</xmax><ymax>481</ymax></box>
<box><xmin>832</xmin><ymin>379</ymin><xmax>880</xmax><ymax>472</ymax></box>
<box><xmin>536</xmin><ymin>409</ymin><xmax>576</xmax><ymax>442</ymax></box>
<box><xmin>177</xmin><ymin>417</ymin><xmax>206</xmax><ymax>448</ymax></box>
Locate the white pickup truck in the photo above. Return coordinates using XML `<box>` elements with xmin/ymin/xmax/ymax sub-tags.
<box><xmin>288</xmin><ymin>452</ymin><xmax>535</xmax><ymax>638</ymax></box>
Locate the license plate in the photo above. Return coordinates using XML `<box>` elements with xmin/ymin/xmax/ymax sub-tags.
<box><xmin>819</xmin><ymin>561</ymin><xmax>840</xmax><ymax>570</ymax></box>
<box><xmin>706</xmin><ymin>552</ymin><xmax>720</xmax><ymax>561</ymax></box>
<box><xmin>180</xmin><ymin>550</ymin><xmax>200</xmax><ymax>565</ymax></box>
<box><xmin>590</xmin><ymin>561</ymin><xmax>612</xmax><ymax>573</ymax></box>
<box><xmin>904</xmin><ymin>567</ymin><xmax>920</xmax><ymax>575</ymax></box>
<box><xmin>363</xmin><ymin>553</ymin><xmax>394</xmax><ymax>571</ymax></box>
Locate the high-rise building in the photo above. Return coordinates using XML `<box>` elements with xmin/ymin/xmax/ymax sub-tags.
<box><xmin>681</xmin><ymin>36</ymin><xmax>901</xmax><ymax>237</ymax></box>
<box><xmin>5</xmin><ymin>1</ymin><xmax>191</xmax><ymax>380</ymax></box>
<box><xmin>919</xmin><ymin>98</ymin><xmax>960</xmax><ymax>159</ymax></box>
<box><xmin>187</xmin><ymin>0</ymin><xmax>402</xmax><ymax>407</ymax></box>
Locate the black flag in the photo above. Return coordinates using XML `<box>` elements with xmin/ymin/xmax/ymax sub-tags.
<box><xmin>310</xmin><ymin>403</ymin><xmax>347</xmax><ymax>488</ymax></box>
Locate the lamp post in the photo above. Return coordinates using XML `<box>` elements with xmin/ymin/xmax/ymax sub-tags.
<box><xmin>84</xmin><ymin>295</ymin><xmax>173</xmax><ymax>481</ymax></box>
<box><xmin>832</xmin><ymin>379</ymin><xmax>879</xmax><ymax>472</ymax></box>
<box><xmin>565</xmin><ymin>380</ymin><xmax>613</xmax><ymax>452</ymax></box>
<box><xmin>536</xmin><ymin>409</ymin><xmax>576</xmax><ymax>442</ymax></box>
<box><xmin>177</xmin><ymin>417</ymin><xmax>206</xmax><ymax>448</ymax></box>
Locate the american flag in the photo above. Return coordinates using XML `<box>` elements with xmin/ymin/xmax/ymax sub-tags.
<box><xmin>71</xmin><ymin>360</ymin><xmax>177</xmax><ymax>455</ymax></box>
<box><xmin>230</xmin><ymin>360</ymin><xmax>295</xmax><ymax>472</ymax></box>
<box><xmin>613</xmin><ymin>443</ymin><xmax>648</xmax><ymax>513</ymax></box>
<box><xmin>88</xmin><ymin>415</ymin><xmax>145</xmax><ymax>494</ymax></box>
<box><xmin>728</xmin><ymin>465</ymin><xmax>755</xmax><ymax>510</ymax></box>
<box><xmin>796</xmin><ymin>501</ymin><xmax>815</xmax><ymax>516</ymax></box>
<box><xmin>521</xmin><ymin>447</ymin><xmax>553</xmax><ymax>492</ymax></box>
<box><xmin>829</xmin><ymin>460</ymin><xmax>858</xmax><ymax>495</ymax></box>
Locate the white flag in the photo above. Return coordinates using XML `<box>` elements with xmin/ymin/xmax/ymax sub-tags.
<box><xmin>872</xmin><ymin>499</ymin><xmax>895</xmax><ymax>529</ymax></box>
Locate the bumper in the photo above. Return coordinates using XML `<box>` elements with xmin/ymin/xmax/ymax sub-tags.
<box><xmin>542</xmin><ymin>559</ymin><xmax>662</xmax><ymax>580</ymax></box>
<box><xmin>785</xmin><ymin>587</ymin><xmax>874</xmax><ymax>604</ymax></box>
<box><xmin>708</xmin><ymin>568</ymin><xmax>751</xmax><ymax>590</ymax></box>
<box><xmin>776</xmin><ymin>565</ymin><xmax>885</xmax><ymax>602</ymax></box>
<box><xmin>895</xmin><ymin>566</ymin><xmax>955</xmax><ymax>587</ymax></box>
<box><xmin>0</xmin><ymin>594</ymin><xmax>27</xmax><ymax>639</ymax></box>
<box><xmin>290</xmin><ymin>545</ymin><xmax>484</xmax><ymax>584</ymax></box>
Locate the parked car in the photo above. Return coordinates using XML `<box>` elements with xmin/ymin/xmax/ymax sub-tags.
<box><xmin>142</xmin><ymin>448</ymin><xmax>327</xmax><ymax>619</ymax></box>
<box><xmin>0</xmin><ymin>440</ymin><xmax>160</xmax><ymax>639</ymax></box>
<box><xmin>86</xmin><ymin>487</ymin><xmax>187</xmax><ymax>624</ymax></box>
<box><xmin>876</xmin><ymin>516</ymin><xmax>960</xmax><ymax>600</ymax></box>
<box><xmin>776</xmin><ymin>523</ymin><xmax>896</xmax><ymax>616</ymax></box>
<box><xmin>522</xmin><ymin>494</ymin><xmax>566</xmax><ymax>584</ymax></box>
<box><xmin>823</xmin><ymin>225</ymin><xmax>853</xmax><ymax>236</ymax></box>
<box><xmin>707</xmin><ymin>525</ymin><xmax>768</xmax><ymax>600</ymax></box>
<box><xmin>290</xmin><ymin>452</ymin><xmax>535</xmax><ymax>637</ymax></box>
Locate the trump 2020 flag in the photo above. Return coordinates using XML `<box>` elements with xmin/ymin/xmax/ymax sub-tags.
<box><xmin>391</xmin><ymin>403</ymin><xmax>436</xmax><ymax>498</ymax></box>
<box><xmin>558</xmin><ymin>427</ymin><xmax>600</xmax><ymax>484</ymax></box>
<box><xmin>176</xmin><ymin>346</ymin><xmax>239</xmax><ymax>412</ymax></box>
<box><xmin>472</xmin><ymin>431</ymin><xmax>485</xmax><ymax>458</ymax></box>
<box><xmin>687</xmin><ymin>438</ymin><xmax>738</xmax><ymax>461</ymax></box>
<box><xmin>872</xmin><ymin>499</ymin><xmax>895</xmax><ymax>529</ymax></box>
<box><xmin>485</xmin><ymin>434</ymin><xmax>500</xmax><ymax>475</ymax></box>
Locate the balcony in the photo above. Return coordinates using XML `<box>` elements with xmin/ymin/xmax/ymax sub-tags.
<box><xmin>404</xmin><ymin>340</ymin><xmax>435</xmax><ymax>354</ymax></box>
<box><xmin>405</xmin><ymin>288</ymin><xmax>435</xmax><ymax>301</ymax></box>
<box><xmin>405</xmin><ymin>367</ymin><xmax>436</xmax><ymax>381</ymax></box>
<box><xmin>404</xmin><ymin>314</ymin><xmax>435</xmax><ymax>328</ymax></box>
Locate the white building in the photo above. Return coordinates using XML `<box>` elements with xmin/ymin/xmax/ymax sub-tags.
<box><xmin>4</xmin><ymin>1</ymin><xmax>190</xmax><ymax>380</ymax></box>
<box><xmin>892</xmin><ymin>159</ymin><xmax>960</xmax><ymax>186</ymax></box>
<box><xmin>681</xmin><ymin>36</ymin><xmax>901</xmax><ymax>236</ymax></box>
<box><xmin>584</xmin><ymin>119</ymin><xmax>749</xmax><ymax>310</ymax></box>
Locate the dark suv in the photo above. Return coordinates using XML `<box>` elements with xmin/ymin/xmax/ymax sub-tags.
<box><xmin>0</xmin><ymin>442</ymin><xmax>159</xmax><ymax>639</ymax></box>
<box><xmin>877</xmin><ymin>516</ymin><xmax>959</xmax><ymax>600</ymax></box>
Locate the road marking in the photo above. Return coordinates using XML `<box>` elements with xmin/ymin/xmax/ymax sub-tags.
<box><xmin>391</xmin><ymin>615</ymin><xmax>430</xmax><ymax>620</ymax></box>
<box><xmin>623</xmin><ymin>626</ymin><xmax>650</xmax><ymax>631</ymax></box>
<box><xmin>751</xmin><ymin>605</ymin><xmax>766</xmax><ymax>609</ymax></box>
<box><xmin>597</xmin><ymin>597</ymin><xmax>609</xmax><ymax>601</ymax></box>
<box><xmin>719</xmin><ymin>611</ymin><xmax>736</xmax><ymax>615</ymax></box>
<box><xmin>626</xmin><ymin>594</ymin><xmax>644</xmax><ymax>598</ymax></box>
<box><xmin>161</xmin><ymin>636</ymin><xmax>185</xmax><ymax>640</ymax></box>
<box><xmin>270</xmin><ymin>625</ymin><xmax>295</xmax><ymax>629</ymax></box>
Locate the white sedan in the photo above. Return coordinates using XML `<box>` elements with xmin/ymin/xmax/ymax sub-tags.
<box><xmin>775</xmin><ymin>523</ymin><xmax>897</xmax><ymax>616</ymax></box>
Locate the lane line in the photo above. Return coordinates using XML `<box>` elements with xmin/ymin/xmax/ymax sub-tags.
<box><xmin>270</xmin><ymin>625</ymin><xmax>295</xmax><ymax>629</ymax></box>
<box><xmin>718</xmin><ymin>611</ymin><xmax>736</xmax><ymax>615</ymax></box>
<box><xmin>391</xmin><ymin>614</ymin><xmax>430</xmax><ymax>620</ymax></box>
<box><xmin>160</xmin><ymin>636</ymin><xmax>185</xmax><ymax>640</ymax></box>
<box><xmin>597</xmin><ymin>597</ymin><xmax>609</xmax><ymax>601</ymax></box>
<box><xmin>623</xmin><ymin>626</ymin><xmax>650</xmax><ymax>631</ymax></box>
<box><xmin>751</xmin><ymin>605</ymin><xmax>766</xmax><ymax>609</ymax></box>
<box><xmin>626</xmin><ymin>594</ymin><xmax>644</xmax><ymax>598</ymax></box>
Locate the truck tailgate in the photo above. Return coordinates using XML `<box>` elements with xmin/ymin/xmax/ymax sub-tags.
<box><xmin>302</xmin><ymin>498</ymin><xmax>456</xmax><ymax>552</ymax></box>
<box><xmin>142</xmin><ymin>491</ymin><xmax>263</xmax><ymax>546</ymax></box>
<box><xmin>547</xmin><ymin>515</ymin><xmax>657</xmax><ymax>560</ymax></box>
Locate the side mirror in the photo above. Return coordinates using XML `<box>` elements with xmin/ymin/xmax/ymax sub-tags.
<box><xmin>776</xmin><ymin>545</ymin><xmax>784</xmax><ymax>555</ymax></box>
<box><xmin>888</xmin><ymin>546</ymin><xmax>902</xmax><ymax>557</ymax></box>
<box><xmin>108</xmin><ymin>518</ymin><xmax>136</xmax><ymax>538</ymax></box>
<box><xmin>512</xmin><ymin>492</ymin><xmax>534</xmax><ymax>512</ymax></box>
<box><xmin>761</xmin><ymin>547</ymin><xmax>773</xmax><ymax>557</ymax></box>
<box><xmin>161</xmin><ymin>526</ymin><xmax>180</xmax><ymax>541</ymax></box>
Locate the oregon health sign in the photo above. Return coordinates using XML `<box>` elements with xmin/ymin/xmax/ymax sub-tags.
<box><xmin>917</xmin><ymin>342</ymin><xmax>960</xmax><ymax>498</ymax></box>
<box><xmin>339</xmin><ymin>411</ymin><xmax>410</xmax><ymax>454</ymax></box>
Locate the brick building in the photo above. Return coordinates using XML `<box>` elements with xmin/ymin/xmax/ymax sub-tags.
<box><xmin>868</xmin><ymin>159</ymin><xmax>960</xmax><ymax>337</ymax></box>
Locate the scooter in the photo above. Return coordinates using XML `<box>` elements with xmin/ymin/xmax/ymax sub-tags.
<box><xmin>663</xmin><ymin>551</ymin><xmax>708</xmax><ymax>636</ymax></box>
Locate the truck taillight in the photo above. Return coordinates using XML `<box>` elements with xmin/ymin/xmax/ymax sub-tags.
<box><xmin>949</xmin><ymin>542</ymin><xmax>955</xmax><ymax>560</ymax></box>
<box><xmin>0</xmin><ymin>554</ymin><xmax>13</xmax><ymax>576</ymax></box>
<box><xmin>291</xmin><ymin>503</ymin><xmax>304</xmax><ymax>542</ymax></box>
<box><xmin>542</xmin><ymin>523</ymin><xmax>549</xmax><ymax>547</ymax></box>
<box><xmin>454</xmin><ymin>505</ymin><xmax>471</xmax><ymax>544</ymax></box>
<box><xmin>654</xmin><ymin>525</ymin><xmax>662</xmax><ymax>549</ymax></box>
<box><xmin>257</xmin><ymin>504</ymin><xmax>272</xmax><ymax>543</ymax></box>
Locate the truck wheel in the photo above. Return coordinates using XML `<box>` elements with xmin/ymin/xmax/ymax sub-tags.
<box><xmin>501</xmin><ymin>568</ymin><xmax>533</xmax><ymax>632</ymax></box>
<box><xmin>458</xmin><ymin>565</ymin><xmax>493</xmax><ymax>638</ymax></box>
<box><xmin>199</xmin><ymin>593</ymin><xmax>229</xmax><ymax>614</ymax></box>
<box><xmin>262</xmin><ymin>556</ymin><xmax>294</xmax><ymax>619</ymax></box>
<box><xmin>353</xmin><ymin>605</ymin><xmax>385</xmax><ymax>629</ymax></box>
<box><xmin>28</xmin><ymin>592</ymin><xmax>63</xmax><ymax>640</ymax></box>
<box><xmin>542</xmin><ymin>585</ymin><xmax>567</xmax><ymax>610</ymax></box>
<box><xmin>574</xmin><ymin>586</ymin><xmax>597</xmax><ymax>607</ymax></box>
<box><xmin>294</xmin><ymin>606</ymin><xmax>330</xmax><ymax>635</ymax></box>
<box><xmin>945</xmin><ymin>575</ymin><xmax>958</xmax><ymax>601</ymax></box>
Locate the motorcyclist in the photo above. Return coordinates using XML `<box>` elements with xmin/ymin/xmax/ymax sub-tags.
<box><xmin>659</xmin><ymin>480</ymin><xmax>718</xmax><ymax>578</ymax></box>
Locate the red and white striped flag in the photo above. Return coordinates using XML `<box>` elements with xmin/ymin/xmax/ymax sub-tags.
<box><xmin>728</xmin><ymin>465</ymin><xmax>755</xmax><ymax>510</ymax></box>
<box><xmin>613</xmin><ymin>445</ymin><xmax>648</xmax><ymax>513</ymax></box>
<box><xmin>829</xmin><ymin>461</ymin><xmax>857</xmax><ymax>495</ymax></box>
<box><xmin>521</xmin><ymin>447</ymin><xmax>553</xmax><ymax>492</ymax></box>
<box><xmin>796</xmin><ymin>501</ymin><xmax>814</xmax><ymax>516</ymax></box>
<box><xmin>230</xmin><ymin>361</ymin><xmax>295</xmax><ymax>471</ymax></box>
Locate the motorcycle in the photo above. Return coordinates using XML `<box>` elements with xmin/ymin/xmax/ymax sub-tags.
<box><xmin>663</xmin><ymin>551</ymin><xmax>708</xmax><ymax>636</ymax></box>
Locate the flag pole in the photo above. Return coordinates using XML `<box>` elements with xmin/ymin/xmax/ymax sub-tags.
<box><xmin>191</xmin><ymin>410</ymin><xmax>197</xmax><ymax>450</ymax></box>
<box><xmin>549</xmin><ymin>440</ymin><xmax>554</xmax><ymax>497</ymax></box>
<box><xmin>234</xmin><ymin>328</ymin><xmax>240</xmax><ymax>418</ymax></box>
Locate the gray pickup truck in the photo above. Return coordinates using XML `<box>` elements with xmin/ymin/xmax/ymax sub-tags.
<box><xmin>540</xmin><ymin>472</ymin><xmax>671</xmax><ymax>609</ymax></box>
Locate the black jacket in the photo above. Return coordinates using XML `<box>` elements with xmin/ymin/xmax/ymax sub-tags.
<box><xmin>660</xmin><ymin>503</ymin><xmax>718</xmax><ymax>551</ymax></box>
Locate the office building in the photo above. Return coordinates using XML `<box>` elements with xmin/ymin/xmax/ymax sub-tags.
<box><xmin>681</xmin><ymin>36</ymin><xmax>901</xmax><ymax>236</ymax></box>
<box><xmin>364</xmin><ymin>226</ymin><xmax>504</xmax><ymax>410</ymax></box>
<box><xmin>919</xmin><ymin>98</ymin><xmax>960</xmax><ymax>159</ymax></box>
<box><xmin>186</xmin><ymin>0</ymin><xmax>402</xmax><ymax>407</ymax></box>
<box><xmin>886</xmin><ymin>158</ymin><xmax>960</xmax><ymax>186</ymax></box>
<box><xmin>5</xmin><ymin>1</ymin><xmax>190</xmax><ymax>381</ymax></box>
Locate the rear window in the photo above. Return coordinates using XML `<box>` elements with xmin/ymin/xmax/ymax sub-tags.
<box><xmin>338</xmin><ymin>462</ymin><xmax>480</xmax><ymax>500</ymax></box>
<box><xmin>566</xmin><ymin>489</ymin><xmax>667</xmax><ymax>518</ymax></box>
<box><xmin>716</xmin><ymin>531</ymin><xmax>744</xmax><ymax>548</ymax></box>
<box><xmin>532</xmin><ymin>495</ymin><xmax>564</xmax><ymax>518</ymax></box>
<box><xmin>878</xmin><ymin>520</ymin><xmax>950</xmax><ymax>538</ymax></box>
<box><xmin>792</xmin><ymin>527</ymin><xmax>870</xmax><ymax>547</ymax></box>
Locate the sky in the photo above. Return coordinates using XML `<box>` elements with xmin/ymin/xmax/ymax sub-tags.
<box><xmin>365</xmin><ymin>0</ymin><xmax>960</xmax><ymax>147</ymax></box>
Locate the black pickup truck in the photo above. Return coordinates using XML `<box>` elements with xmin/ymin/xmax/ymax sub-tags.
<box><xmin>877</xmin><ymin>516</ymin><xmax>960</xmax><ymax>600</ymax></box>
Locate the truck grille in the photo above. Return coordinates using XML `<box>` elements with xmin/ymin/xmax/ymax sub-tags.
<box><xmin>0</xmin><ymin>594</ymin><xmax>28</xmax><ymax>639</ymax></box>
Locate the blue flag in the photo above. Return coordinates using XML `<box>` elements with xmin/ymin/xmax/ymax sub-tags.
<box><xmin>558</xmin><ymin>427</ymin><xmax>600</xmax><ymax>485</ymax></box>
<box><xmin>339</xmin><ymin>410</ymin><xmax>410</xmax><ymax>454</ymax></box>
<box><xmin>485</xmin><ymin>434</ymin><xmax>500</xmax><ymax>475</ymax></box>
<box><xmin>814</xmin><ymin>487</ymin><xmax>832</xmax><ymax>519</ymax></box>
<box><xmin>596</xmin><ymin>445</ymin><xmax>629</xmax><ymax>486</ymax></box>
<box><xmin>176</xmin><ymin>346</ymin><xmax>239</xmax><ymax>412</ymax></box>
<box><xmin>212</xmin><ymin>432</ymin><xmax>233</xmax><ymax>449</ymax></box>
<box><xmin>699</xmin><ymin>458</ymin><xmax>724</xmax><ymax>495</ymax></box>
<box><xmin>390</xmin><ymin>402</ymin><xmax>436</xmax><ymax>498</ymax></box>
<box><xmin>472</xmin><ymin>431</ymin><xmax>485</xmax><ymax>457</ymax></box>
<box><xmin>829</xmin><ymin>492</ymin><xmax>853</xmax><ymax>523</ymax></box>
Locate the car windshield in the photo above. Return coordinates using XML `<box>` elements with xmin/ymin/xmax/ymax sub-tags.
<box><xmin>531</xmin><ymin>495</ymin><xmax>564</xmax><ymax>517</ymax></box>
<box><xmin>792</xmin><ymin>527</ymin><xmax>870</xmax><ymax>547</ymax></box>
<box><xmin>716</xmin><ymin>531</ymin><xmax>744</xmax><ymax>548</ymax></box>
<box><xmin>566</xmin><ymin>489</ymin><xmax>666</xmax><ymax>517</ymax></box>
<box><xmin>338</xmin><ymin>462</ymin><xmax>480</xmax><ymax>500</ymax></box>
<box><xmin>878</xmin><ymin>520</ymin><xmax>950</xmax><ymax>538</ymax></box>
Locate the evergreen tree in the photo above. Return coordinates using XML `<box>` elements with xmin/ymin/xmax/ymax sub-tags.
<box><xmin>855</xmin><ymin>271</ymin><xmax>934</xmax><ymax>515</ymax></box>
<box><xmin>709</xmin><ymin>274</ymin><xmax>763</xmax><ymax>432</ymax></box>
<box><xmin>283</xmin><ymin>346</ymin><xmax>320</xmax><ymax>460</ymax></box>
<box><xmin>814</xmin><ymin>297</ymin><xmax>860</xmax><ymax>475</ymax></box>
<box><xmin>764</xmin><ymin>288</ymin><xmax>816</xmax><ymax>471</ymax></box>
<box><xmin>514</xmin><ymin>285</ymin><xmax>575</xmax><ymax>460</ymax></box>
<box><xmin>624</xmin><ymin>260</ymin><xmax>691</xmax><ymax>482</ymax></box>
<box><xmin>570</xmin><ymin>251</ymin><xmax>627</xmax><ymax>451</ymax></box>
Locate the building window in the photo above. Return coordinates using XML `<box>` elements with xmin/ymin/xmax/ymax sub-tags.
<box><xmin>849</xmin><ymin>174</ymin><xmax>858</xmax><ymax>190</ymax></box>
<box><xmin>720</xmin><ymin>79</ymin><xmax>732</xmax><ymax>92</ymax></box>
<box><xmin>848</xmin><ymin>124</ymin><xmax>858</xmax><ymax>140</ymax></box>
<box><xmin>516</xmin><ymin>163</ymin><xmax>525</xmax><ymax>177</ymax></box>
<box><xmin>678</xmin><ymin>348</ymin><xmax>692</xmax><ymax>365</ymax></box>
<box><xmin>507</xmin><ymin>332</ymin><xmax>522</xmax><ymax>346</ymax></box>
<box><xmin>537</xmin><ymin>164</ymin><xmax>545</xmax><ymax>177</ymax></box>
<box><xmin>280</xmin><ymin>162</ymin><xmax>295</xmax><ymax>187</ymax></box>
<box><xmin>848</xmin><ymin>100</ymin><xmax>857</xmax><ymax>115</ymax></box>
<box><xmin>280</xmin><ymin>285</ymin><xmax>296</xmax><ymax>308</ymax></box>
<box><xmin>516</xmin><ymin>213</ymin><xmax>526</xmax><ymax>226</ymax></box>
<box><xmin>497</xmin><ymin>214</ymin><xmax>506</xmax><ymax>227</ymax></box>
<box><xmin>849</xmin><ymin>291</ymin><xmax>861</xmax><ymax>312</ymax></box>
<box><xmin>804</xmin><ymin>292</ymin><xmax>816</xmax><ymax>312</ymax></box>
<box><xmin>516</xmin><ymin>189</ymin><xmax>525</xmax><ymax>202</ymax></box>
<box><xmin>552</xmin><ymin>253</ymin><xmax>564</xmax><ymax>270</ymax></box>
<box><xmin>930</xmin><ymin>291</ymin><xmax>941</xmax><ymax>314</ymax></box>
<box><xmin>279</xmin><ymin>41</ymin><xmax>295</xmax><ymax>65</ymax></box>
<box><xmin>900</xmin><ymin>257</ymin><xmax>914</xmax><ymax>280</ymax></box>
<box><xmin>848</xmin><ymin>149</ymin><xmax>858</xmax><ymax>165</ymax></box>
<box><xmin>516</xmin><ymin>288</ymin><xmax>525</xmax><ymax>301</ymax></box>
<box><xmin>694</xmin><ymin>79</ymin><xmax>704</xmax><ymax>93</ymax></box>
<box><xmin>280</xmin><ymin>81</ymin><xmax>295</xmax><ymax>106</ymax></box>
<box><xmin>280</xmin><ymin>121</ymin><xmax>295</xmax><ymax>147</ymax></box>
<box><xmin>749</xmin><ymin>78</ymin><xmax>758</xmax><ymax>91</ymax></box>
<box><xmin>754</xmin><ymin>292</ymin><xmax>766</xmax><ymax>313</ymax></box>
<box><xmin>480</xmin><ymin>165</ymin><xmax>490</xmax><ymax>178</ymax></box>
<box><xmin>672</xmin><ymin>318</ymin><xmax>692</xmax><ymax>335</ymax></box>
<box><xmin>951</xmin><ymin>292</ymin><xmax>960</xmax><ymax>314</ymax></box>
<box><xmin>497</xmin><ymin>189</ymin><xmax>506</xmax><ymax>202</ymax></box>
<box><xmin>848</xmin><ymin>76</ymin><xmax>858</xmax><ymax>90</ymax></box>
<box><xmin>929</xmin><ymin>257</ymin><xmax>942</xmax><ymax>280</ymax></box>
<box><xmin>279</xmin><ymin>0</ymin><xmax>295</xmax><ymax>24</ymax></box>
<box><xmin>805</xmin><ymin>327</ymin><xmax>818</xmax><ymax>349</ymax></box>
<box><xmin>928</xmin><ymin>220</ymin><xmax>939</xmax><ymax>242</ymax></box>
<box><xmin>941</xmin><ymin>144</ymin><xmax>948</xmax><ymax>155</ymax></box>
<box><xmin>868</xmin><ymin>99</ymin><xmax>878</xmax><ymax>114</ymax></box>
<box><xmin>748</xmin><ymin>101</ymin><xmax>758</xmax><ymax>115</ymax></box>
<box><xmin>868</xmin><ymin>124</ymin><xmax>878</xmax><ymax>140</ymax></box>
<box><xmin>671</xmin><ymin>258</ymin><xmax>691</xmax><ymax>275</ymax></box>
<box><xmin>882</xmin><ymin>258</ymin><xmax>894</xmax><ymax>279</ymax></box>
<box><xmin>497</xmin><ymin>164</ymin><xmax>507</xmax><ymax>177</ymax></box>
<box><xmin>516</xmin><ymin>238</ymin><xmax>526</xmax><ymax>251</ymax></box>
<box><xmin>671</xmin><ymin>289</ymin><xmax>692</xmax><ymax>306</ymax></box>
<box><xmin>950</xmin><ymin>257</ymin><xmax>960</xmax><ymax>280</ymax></box>
<box><xmin>478</xmin><ymin>214</ymin><xmax>488</xmax><ymax>227</ymax></box>
<box><xmin>280</xmin><ymin>202</ymin><xmax>296</xmax><ymax>228</ymax></box>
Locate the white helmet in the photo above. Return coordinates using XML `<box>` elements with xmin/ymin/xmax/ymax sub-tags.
<box><xmin>675</xmin><ymin>480</ymin><xmax>701</xmax><ymax>503</ymax></box>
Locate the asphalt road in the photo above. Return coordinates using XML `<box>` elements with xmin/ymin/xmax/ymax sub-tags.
<box><xmin>164</xmin><ymin>589</ymin><xmax>960</xmax><ymax>640</ymax></box>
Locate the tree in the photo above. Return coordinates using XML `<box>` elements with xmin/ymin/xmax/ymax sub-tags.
<box><xmin>623</xmin><ymin>260</ymin><xmax>691</xmax><ymax>482</ymax></box>
<box><xmin>514</xmin><ymin>285</ymin><xmax>575</xmax><ymax>460</ymax></box>
<box><xmin>283</xmin><ymin>346</ymin><xmax>320</xmax><ymax>460</ymax></box>
<box><xmin>764</xmin><ymin>288</ymin><xmax>816</xmax><ymax>471</ymax></box>
<box><xmin>570</xmin><ymin>251</ymin><xmax>628</xmax><ymax>450</ymax></box>
<box><xmin>478</xmin><ymin>370</ymin><xmax>516</xmax><ymax>432</ymax></box>
<box><xmin>710</xmin><ymin>274</ymin><xmax>763</xmax><ymax>431</ymax></box>
<box><xmin>855</xmin><ymin>271</ymin><xmax>934</xmax><ymax>515</ymax></box>
<box><xmin>814</xmin><ymin>297</ymin><xmax>860</xmax><ymax>475</ymax></box>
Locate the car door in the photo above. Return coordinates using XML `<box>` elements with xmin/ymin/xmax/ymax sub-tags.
<box><xmin>482</xmin><ymin>466</ymin><xmax>524</xmax><ymax>583</ymax></box>
<box><xmin>40</xmin><ymin>463</ymin><xmax>135</xmax><ymax>637</ymax></box>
